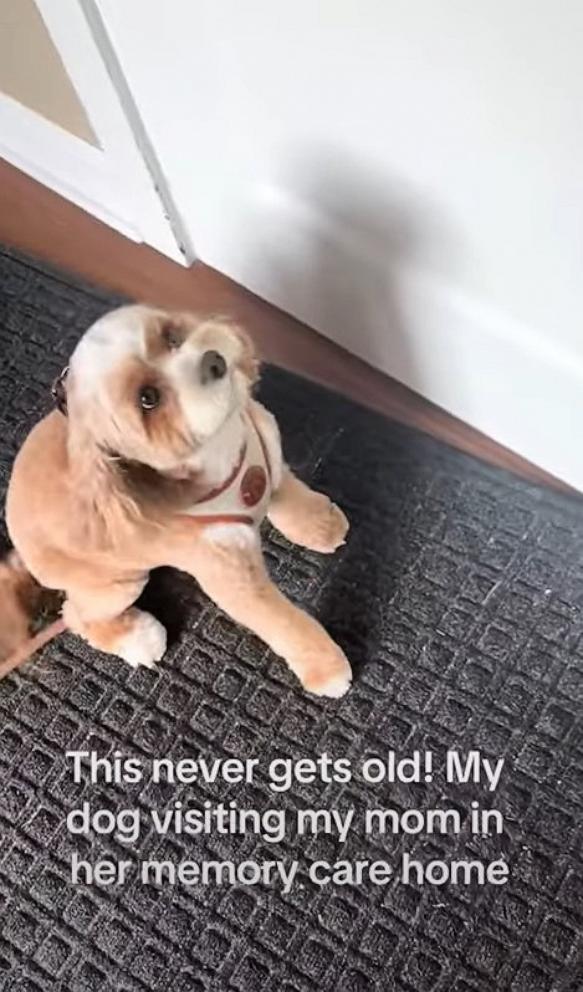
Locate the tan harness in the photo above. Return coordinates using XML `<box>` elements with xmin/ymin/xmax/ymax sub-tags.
<box><xmin>177</xmin><ymin>408</ymin><xmax>273</xmax><ymax>528</ymax></box>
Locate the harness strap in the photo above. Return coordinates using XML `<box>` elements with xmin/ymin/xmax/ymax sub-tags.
<box><xmin>247</xmin><ymin>407</ymin><xmax>272</xmax><ymax>482</ymax></box>
<box><xmin>176</xmin><ymin>408</ymin><xmax>271</xmax><ymax>530</ymax></box>
<box><xmin>192</xmin><ymin>443</ymin><xmax>247</xmax><ymax>505</ymax></box>
<box><xmin>175</xmin><ymin>512</ymin><xmax>254</xmax><ymax>527</ymax></box>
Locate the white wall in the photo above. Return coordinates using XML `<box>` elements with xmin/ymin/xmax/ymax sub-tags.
<box><xmin>96</xmin><ymin>0</ymin><xmax>583</xmax><ymax>488</ymax></box>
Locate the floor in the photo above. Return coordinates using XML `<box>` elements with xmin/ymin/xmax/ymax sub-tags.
<box><xmin>0</xmin><ymin>158</ymin><xmax>567</xmax><ymax>493</ymax></box>
<box><xmin>0</xmin><ymin>246</ymin><xmax>582</xmax><ymax>992</ymax></box>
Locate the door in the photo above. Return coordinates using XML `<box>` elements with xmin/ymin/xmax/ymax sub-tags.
<box><xmin>0</xmin><ymin>0</ymin><xmax>184</xmax><ymax>263</ymax></box>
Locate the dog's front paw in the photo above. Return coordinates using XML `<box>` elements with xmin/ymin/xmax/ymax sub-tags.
<box><xmin>304</xmin><ymin>496</ymin><xmax>349</xmax><ymax>554</ymax></box>
<box><xmin>300</xmin><ymin>643</ymin><xmax>352</xmax><ymax>698</ymax></box>
<box><xmin>116</xmin><ymin>611</ymin><xmax>167</xmax><ymax>669</ymax></box>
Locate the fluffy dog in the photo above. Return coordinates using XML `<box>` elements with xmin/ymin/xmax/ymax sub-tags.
<box><xmin>3</xmin><ymin>306</ymin><xmax>352</xmax><ymax>696</ymax></box>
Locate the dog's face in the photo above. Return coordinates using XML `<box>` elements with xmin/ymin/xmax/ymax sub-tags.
<box><xmin>67</xmin><ymin>305</ymin><xmax>258</xmax><ymax>472</ymax></box>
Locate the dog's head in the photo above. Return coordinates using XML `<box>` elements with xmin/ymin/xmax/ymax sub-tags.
<box><xmin>64</xmin><ymin>305</ymin><xmax>258</xmax><ymax>539</ymax></box>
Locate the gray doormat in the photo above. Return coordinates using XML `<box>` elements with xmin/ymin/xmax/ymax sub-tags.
<box><xmin>0</xmin><ymin>246</ymin><xmax>582</xmax><ymax>992</ymax></box>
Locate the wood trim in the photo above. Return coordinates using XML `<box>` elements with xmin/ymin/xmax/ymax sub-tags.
<box><xmin>0</xmin><ymin>157</ymin><xmax>570</xmax><ymax>493</ymax></box>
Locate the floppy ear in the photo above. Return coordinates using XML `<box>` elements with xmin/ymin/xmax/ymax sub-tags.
<box><xmin>232</xmin><ymin>322</ymin><xmax>260</xmax><ymax>385</ymax></box>
<box><xmin>67</xmin><ymin>419</ymin><xmax>144</xmax><ymax>547</ymax></box>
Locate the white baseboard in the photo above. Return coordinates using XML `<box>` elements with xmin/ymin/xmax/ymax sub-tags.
<box><xmin>198</xmin><ymin>184</ymin><xmax>583</xmax><ymax>491</ymax></box>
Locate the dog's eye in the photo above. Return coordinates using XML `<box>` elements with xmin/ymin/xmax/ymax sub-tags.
<box><xmin>162</xmin><ymin>324</ymin><xmax>182</xmax><ymax>350</ymax></box>
<box><xmin>139</xmin><ymin>385</ymin><xmax>161</xmax><ymax>411</ymax></box>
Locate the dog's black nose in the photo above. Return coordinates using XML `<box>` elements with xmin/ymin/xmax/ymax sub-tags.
<box><xmin>200</xmin><ymin>349</ymin><xmax>227</xmax><ymax>384</ymax></box>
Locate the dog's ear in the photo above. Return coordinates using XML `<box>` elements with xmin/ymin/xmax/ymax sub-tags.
<box><xmin>67</xmin><ymin>421</ymin><xmax>144</xmax><ymax>547</ymax></box>
<box><xmin>232</xmin><ymin>322</ymin><xmax>260</xmax><ymax>385</ymax></box>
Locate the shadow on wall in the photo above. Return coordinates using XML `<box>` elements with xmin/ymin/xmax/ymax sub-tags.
<box><xmin>256</xmin><ymin>146</ymin><xmax>461</xmax><ymax>676</ymax></box>
<box><xmin>259</xmin><ymin>143</ymin><xmax>460</xmax><ymax>402</ymax></box>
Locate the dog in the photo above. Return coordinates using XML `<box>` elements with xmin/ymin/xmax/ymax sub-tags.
<box><xmin>2</xmin><ymin>305</ymin><xmax>352</xmax><ymax>696</ymax></box>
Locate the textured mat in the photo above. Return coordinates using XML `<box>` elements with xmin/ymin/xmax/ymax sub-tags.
<box><xmin>0</xmin><ymin>245</ymin><xmax>583</xmax><ymax>992</ymax></box>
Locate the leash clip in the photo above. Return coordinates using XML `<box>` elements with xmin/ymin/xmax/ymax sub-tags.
<box><xmin>51</xmin><ymin>365</ymin><xmax>69</xmax><ymax>416</ymax></box>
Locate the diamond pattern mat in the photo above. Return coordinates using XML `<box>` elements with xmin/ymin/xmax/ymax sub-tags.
<box><xmin>0</xmin><ymin>246</ymin><xmax>582</xmax><ymax>991</ymax></box>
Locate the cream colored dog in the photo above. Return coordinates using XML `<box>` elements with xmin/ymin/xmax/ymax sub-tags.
<box><xmin>3</xmin><ymin>306</ymin><xmax>352</xmax><ymax>697</ymax></box>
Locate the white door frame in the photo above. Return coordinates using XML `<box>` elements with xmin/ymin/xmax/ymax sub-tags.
<box><xmin>0</xmin><ymin>0</ymin><xmax>186</xmax><ymax>264</ymax></box>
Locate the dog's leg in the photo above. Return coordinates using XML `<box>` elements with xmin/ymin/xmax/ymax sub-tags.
<box><xmin>63</xmin><ymin>577</ymin><xmax>166</xmax><ymax>669</ymax></box>
<box><xmin>268</xmin><ymin>469</ymin><xmax>349</xmax><ymax>553</ymax></box>
<box><xmin>172</xmin><ymin>530</ymin><xmax>351</xmax><ymax>697</ymax></box>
